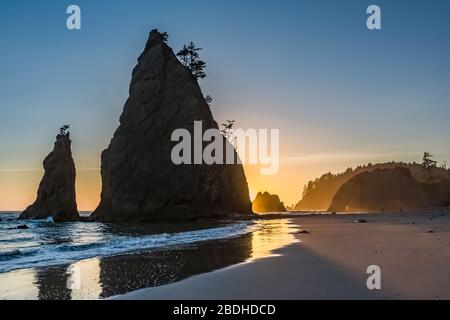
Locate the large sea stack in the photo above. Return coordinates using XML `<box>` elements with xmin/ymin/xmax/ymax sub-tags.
<box><xmin>20</xmin><ymin>133</ymin><xmax>79</xmax><ymax>222</ymax></box>
<box><xmin>93</xmin><ymin>30</ymin><xmax>252</xmax><ymax>222</ymax></box>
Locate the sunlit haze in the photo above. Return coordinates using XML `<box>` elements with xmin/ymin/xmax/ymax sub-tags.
<box><xmin>1</xmin><ymin>0</ymin><xmax>450</xmax><ymax>210</ymax></box>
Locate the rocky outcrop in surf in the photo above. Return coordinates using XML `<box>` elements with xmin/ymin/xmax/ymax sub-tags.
<box><xmin>252</xmin><ymin>192</ymin><xmax>287</xmax><ymax>213</ymax></box>
<box><xmin>20</xmin><ymin>132</ymin><xmax>79</xmax><ymax>222</ymax></box>
<box><xmin>93</xmin><ymin>29</ymin><xmax>252</xmax><ymax>222</ymax></box>
<box><xmin>328</xmin><ymin>167</ymin><xmax>450</xmax><ymax>212</ymax></box>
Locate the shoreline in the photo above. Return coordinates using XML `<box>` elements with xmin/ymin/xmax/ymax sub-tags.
<box><xmin>115</xmin><ymin>211</ymin><xmax>450</xmax><ymax>300</ymax></box>
<box><xmin>0</xmin><ymin>235</ymin><xmax>254</xmax><ymax>300</ymax></box>
<box><xmin>2</xmin><ymin>211</ymin><xmax>449</xmax><ymax>300</ymax></box>
<box><xmin>0</xmin><ymin>219</ymin><xmax>296</xmax><ymax>300</ymax></box>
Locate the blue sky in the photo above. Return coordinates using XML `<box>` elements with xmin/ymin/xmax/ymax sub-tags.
<box><xmin>1</xmin><ymin>0</ymin><xmax>450</xmax><ymax>209</ymax></box>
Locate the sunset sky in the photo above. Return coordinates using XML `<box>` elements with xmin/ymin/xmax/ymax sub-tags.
<box><xmin>1</xmin><ymin>0</ymin><xmax>450</xmax><ymax>210</ymax></box>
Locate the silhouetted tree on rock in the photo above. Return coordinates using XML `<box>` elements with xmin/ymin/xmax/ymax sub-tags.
<box><xmin>59</xmin><ymin>124</ymin><xmax>70</xmax><ymax>136</ymax></box>
<box><xmin>422</xmin><ymin>152</ymin><xmax>437</xmax><ymax>183</ymax></box>
<box><xmin>204</xmin><ymin>95</ymin><xmax>213</xmax><ymax>106</ymax></box>
<box><xmin>177</xmin><ymin>41</ymin><xmax>206</xmax><ymax>80</ymax></box>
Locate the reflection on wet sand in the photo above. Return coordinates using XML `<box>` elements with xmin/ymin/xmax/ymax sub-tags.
<box><xmin>0</xmin><ymin>219</ymin><xmax>298</xmax><ymax>300</ymax></box>
<box><xmin>35</xmin><ymin>266</ymin><xmax>72</xmax><ymax>300</ymax></box>
<box><xmin>250</xmin><ymin>219</ymin><xmax>299</xmax><ymax>260</ymax></box>
<box><xmin>98</xmin><ymin>234</ymin><xmax>253</xmax><ymax>298</ymax></box>
<box><xmin>67</xmin><ymin>259</ymin><xmax>102</xmax><ymax>300</ymax></box>
<box><xmin>0</xmin><ymin>269</ymin><xmax>38</xmax><ymax>300</ymax></box>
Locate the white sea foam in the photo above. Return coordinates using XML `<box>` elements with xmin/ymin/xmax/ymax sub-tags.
<box><xmin>0</xmin><ymin>213</ymin><xmax>258</xmax><ymax>273</ymax></box>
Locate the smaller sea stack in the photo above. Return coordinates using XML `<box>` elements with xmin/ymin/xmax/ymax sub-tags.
<box><xmin>252</xmin><ymin>192</ymin><xmax>287</xmax><ymax>213</ymax></box>
<box><xmin>20</xmin><ymin>130</ymin><xmax>79</xmax><ymax>222</ymax></box>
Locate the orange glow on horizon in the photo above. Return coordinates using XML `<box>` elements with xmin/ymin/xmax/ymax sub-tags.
<box><xmin>0</xmin><ymin>154</ymin><xmax>391</xmax><ymax>211</ymax></box>
<box><xmin>0</xmin><ymin>170</ymin><xmax>101</xmax><ymax>212</ymax></box>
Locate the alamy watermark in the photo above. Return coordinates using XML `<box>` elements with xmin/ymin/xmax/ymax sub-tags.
<box><xmin>367</xmin><ymin>5</ymin><xmax>382</xmax><ymax>30</ymax></box>
<box><xmin>366</xmin><ymin>265</ymin><xmax>381</xmax><ymax>290</ymax></box>
<box><xmin>66</xmin><ymin>4</ymin><xmax>381</xmax><ymax>31</ymax></box>
<box><xmin>66</xmin><ymin>5</ymin><xmax>81</xmax><ymax>30</ymax></box>
<box><xmin>171</xmin><ymin>121</ymin><xmax>280</xmax><ymax>176</ymax></box>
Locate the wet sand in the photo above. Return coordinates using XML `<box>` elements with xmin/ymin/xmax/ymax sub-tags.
<box><xmin>0</xmin><ymin>219</ymin><xmax>296</xmax><ymax>300</ymax></box>
<box><xmin>116</xmin><ymin>211</ymin><xmax>450</xmax><ymax>300</ymax></box>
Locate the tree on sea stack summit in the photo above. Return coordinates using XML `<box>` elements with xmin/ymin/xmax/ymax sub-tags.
<box><xmin>177</xmin><ymin>40</ymin><xmax>207</xmax><ymax>80</ymax></box>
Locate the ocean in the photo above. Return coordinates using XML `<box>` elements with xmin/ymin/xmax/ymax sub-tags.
<box><xmin>0</xmin><ymin>212</ymin><xmax>298</xmax><ymax>299</ymax></box>
<box><xmin>0</xmin><ymin>212</ymin><xmax>260</xmax><ymax>273</ymax></box>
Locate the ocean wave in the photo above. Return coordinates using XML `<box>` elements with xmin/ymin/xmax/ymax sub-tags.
<box><xmin>0</xmin><ymin>236</ymin><xmax>35</xmax><ymax>243</ymax></box>
<box><xmin>0</xmin><ymin>221</ymin><xmax>257</xmax><ymax>273</ymax></box>
<box><xmin>0</xmin><ymin>248</ymin><xmax>40</xmax><ymax>262</ymax></box>
<box><xmin>56</xmin><ymin>242</ymin><xmax>104</xmax><ymax>252</ymax></box>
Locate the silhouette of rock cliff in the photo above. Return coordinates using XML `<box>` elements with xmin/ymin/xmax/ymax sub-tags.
<box><xmin>328</xmin><ymin>167</ymin><xmax>450</xmax><ymax>212</ymax></box>
<box><xmin>20</xmin><ymin>133</ymin><xmax>79</xmax><ymax>222</ymax></box>
<box><xmin>252</xmin><ymin>192</ymin><xmax>287</xmax><ymax>213</ymax></box>
<box><xmin>93</xmin><ymin>30</ymin><xmax>252</xmax><ymax>222</ymax></box>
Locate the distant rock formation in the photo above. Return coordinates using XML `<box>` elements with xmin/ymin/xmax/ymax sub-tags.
<box><xmin>294</xmin><ymin>162</ymin><xmax>450</xmax><ymax>211</ymax></box>
<box><xmin>252</xmin><ymin>192</ymin><xmax>287</xmax><ymax>213</ymax></box>
<box><xmin>93</xmin><ymin>29</ymin><xmax>252</xmax><ymax>222</ymax></box>
<box><xmin>328</xmin><ymin>167</ymin><xmax>450</xmax><ymax>212</ymax></box>
<box><xmin>20</xmin><ymin>133</ymin><xmax>79</xmax><ymax>222</ymax></box>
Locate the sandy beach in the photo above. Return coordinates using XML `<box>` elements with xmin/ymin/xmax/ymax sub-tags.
<box><xmin>116</xmin><ymin>211</ymin><xmax>450</xmax><ymax>300</ymax></box>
